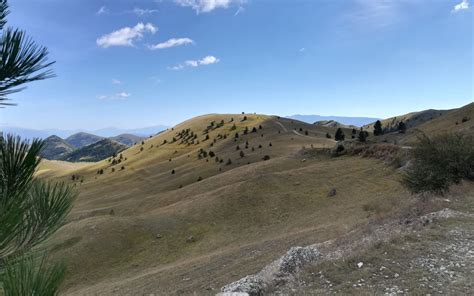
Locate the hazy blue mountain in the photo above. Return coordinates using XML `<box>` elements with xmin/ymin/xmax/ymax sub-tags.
<box><xmin>0</xmin><ymin>125</ymin><xmax>168</xmax><ymax>139</ymax></box>
<box><xmin>287</xmin><ymin>115</ymin><xmax>380</xmax><ymax>127</ymax></box>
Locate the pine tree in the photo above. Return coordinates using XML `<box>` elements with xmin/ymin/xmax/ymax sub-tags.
<box><xmin>398</xmin><ymin>121</ymin><xmax>407</xmax><ymax>134</ymax></box>
<box><xmin>335</xmin><ymin>128</ymin><xmax>345</xmax><ymax>141</ymax></box>
<box><xmin>358</xmin><ymin>129</ymin><xmax>368</xmax><ymax>142</ymax></box>
<box><xmin>373</xmin><ymin>120</ymin><xmax>383</xmax><ymax>136</ymax></box>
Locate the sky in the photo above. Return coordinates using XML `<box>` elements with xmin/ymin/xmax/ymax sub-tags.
<box><xmin>0</xmin><ymin>0</ymin><xmax>472</xmax><ymax>130</ymax></box>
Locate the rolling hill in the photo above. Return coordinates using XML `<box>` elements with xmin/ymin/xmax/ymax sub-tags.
<box><xmin>110</xmin><ymin>133</ymin><xmax>145</xmax><ymax>147</ymax></box>
<box><xmin>35</xmin><ymin>105</ymin><xmax>473</xmax><ymax>295</ymax></box>
<box><xmin>40</xmin><ymin>135</ymin><xmax>76</xmax><ymax>160</ymax></box>
<box><xmin>60</xmin><ymin>139</ymin><xmax>127</xmax><ymax>162</ymax></box>
<box><xmin>66</xmin><ymin>132</ymin><xmax>105</xmax><ymax>149</ymax></box>
<box><xmin>288</xmin><ymin>115</ymin><xmax>379</xmax><ymax>126</ymax></box>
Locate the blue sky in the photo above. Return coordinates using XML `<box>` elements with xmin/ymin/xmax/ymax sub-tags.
<box><xmin>0</xmin><ymin>0</ymin><xmax>472</xmax><ymax>130</ymax></box>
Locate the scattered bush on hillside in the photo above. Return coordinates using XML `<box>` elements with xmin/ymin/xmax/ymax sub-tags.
<box><xmin>403</xmin><ymin>133</ymin><xmax>474</xmax><ymax>195</ymax></box>
<box><xmin>209</xmin><ymin>151</ymin><xmax>215</xmax><ymax>157</ymax></box>
<box><xmin>197</xmin><ymin>176</ymin><xmax>203</xmax><ymax>182</ymax></box>
<box><xmin>326</xmin><ymin>132</ymin><xmax>331</xmax><ymax>139</ymax></box>
<box><xmin>240</xmin><ymin>151</ymin><xmax>245</xmax><ymax>158</ymax></box>
<box><xmin>305</xmin><ymin>130</ymin><xmax>308</xmax><ymax>135</ymax></box>
<box><xmin>462</xmin><ymin>116</ymin><xmax>470</xmax><ymax>123</ymax></box>
<box><xmin>335</xmin><ymin>128</ymin><xmax>345</xmax><ymax>141</ymax></box>
<box><xmin>373</xmin><ymin>120</ymin><xmax>383</xmax><ymax>136</ymax></box>
<box><xmin>262</xmin><ymin>155</ymin><xmax>270</xmax><ymax>161</ymax></box>
<box><xmin>252</xmin><ymin>127</ymin><xmax>257</xmax><ymax>133</ymax></box>
<box><xmin>140</xmin><ymin>147</ymin><xmax>144</xmax><ymax>152</ymax></box>
<box><xmin>259</xmin><ymin>125</ymin><xmax>263</xmax><ymax>129</ymax></box>
<box><xmin>269</xmin><ymin>142</ymin><xmax>272</xmax><ymax>147</ymax></box>
<box><xmin>226</xmin><ymin>159</ymin><xmax>232</xmax><ymax>165</ymax></box>
<box><xmin>171</xmin><ymin>169</ymin><xmax>175</xmax><ymax>174</ymax></box>
<box><xmin>398</xmin><ymin>121</ymin><xmax>407</xmax><ymax>134</ymax></box>
<box><xmin>358</xmin><ymin>129</ymin><xmax>369</xmax><ymax>142</ymax></box>
<box><xmin>331</xmin><ymin>144</ymin><xmax>346</xmax><ymax>157</ymax></box>
<box><xmin>235</xmin><ymin>132</ymin><xmax>239</xmax><ymax>139</ymax></box>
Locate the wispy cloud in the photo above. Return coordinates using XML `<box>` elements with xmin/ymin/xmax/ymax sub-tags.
<box><xmin>98</xmin><ymin>92</ymin><xmax>131</xmax><ymax>100</ymax></box>
<box><xmin>112</xmin><ymin>79</ymin><xmax>121</xmax><ymax>84</ymax></box>
<box><xmin>97</xmin><ymin>23</ymin><xmax>157</xmax><ymax>48</ymax></box>
<box><xmin>130</xmin><ymin>7</ymin><xmax>159</xmax><ymax>16</ymax></box>
<box><xmin>174</xmin><ymin>0</ymin><xmax>246</xmax><ymax>14</ymax></box>
<box><xmin>234</xmin><ymin>6</ymin><xmax>244</xmax><ymax>16</ymax></box>
<box><xmin>96</xmin><ymin>6</ymin><xmax>108</xmax><ymax>15</ymax></box>
<box><xmin>344</xmin><ymin>0</ymin><xmax>411</xmax><ymax>28</ymax></box>
<box><xmin>149</xmin><ymin>38</ymin><xmax>194</xmax><ymax>50</ymax></box>
<box><xmin>453</xmin><ymin>0</ymin><xmax>469</xmax><ymax>12</ymax></box>
<box><xmin>169</xmin><ymin>55</ymin><xmax>220</xmax><ymax>70</ymax></box>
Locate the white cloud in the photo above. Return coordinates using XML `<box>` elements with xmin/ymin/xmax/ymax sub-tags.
<box><xmin>198</xmin><ymin>55</ymin><xmax>219</xmax><ymax>65</ymax></box>
<box><xmin>174</xmin><ymin>0</ymin><xmax>246</xmax><ymax>13</ymax></box>
<box><xmin>98</xmin><ymin>92</ymin><xmax>131</xmax><ymax>100</ymax></box>
<box><xmin>453</xmin><ymin>0</ymin><xmax>469</xmax><ymax>12</ymax></box>
<box><xmin>169</xmin><ymin>55</ymin><xmax>220</xmax><ymax>70</ymax></box>
<box><xmin>131</xmin><ymin>8</ymin><xmax>159</xmax><ymax>16</ymax></box>
<box><xmin>112</xmin><ymin>79</ymin><xmax>121</xmax><ymax>84</ymax></box>
<box><xmin>149</xmin><ymin>38</ymin><xmax>194</xmax><ymax>50</ymax></box>
<box><xmin>97</xmin><ymin>6</ymin><xmax>108</xmax><ymax>15</ymax></box>
<box><xmin>97</xmin><ymin>23</ymin><xmax>157</xmax><ymax>48</ymax></box>
<box><xmin>299</xmin><ymin>47</ymin><xmax>306</xmax><ymax>52</ymax></box>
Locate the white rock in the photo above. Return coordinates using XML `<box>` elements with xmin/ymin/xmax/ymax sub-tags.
<box><xmin>357</xmin><ymin>262</ymin><xmax>364</xmax><ymax>268</ymax></box>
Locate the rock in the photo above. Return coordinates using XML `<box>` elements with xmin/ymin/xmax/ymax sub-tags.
<box><xmin>221</xmin><ymin>275</ymin><xmax>264</xmax><ymax>296</ymax></box>
<box><xmin>186</xmin><ymin>235</ymin><xmax>196</xmax><ymax>243</ymax></box>
<box><xmin>156</xmin><ymin>234</ymin><xmax>162</xmax><ymax>239</ymax></box>
<box><xmin>357</xmin><ymin>262</ymin><xmax>364</xmax><ymax>269</ymax></box>
<box><xmin>277</xmin><ymin>247</ymin><xmax>321</xmax><ymax>275</ymax></box>
<box><xmin>328</xmin><ymin>188</ymin><xmax>337</xmax><ymax>197</ymax></box>
<box><xmin>217</xmin><ymin>293</ymin><xmax>249</xmax><ymax>296</ymax></box>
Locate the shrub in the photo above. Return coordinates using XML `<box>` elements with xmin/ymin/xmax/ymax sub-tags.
<box><xmin>335</xmin><ymin>128</ymin><xmax>345</xmax><ymax>141</ymax></box>
<box><xmin>398</xmin><ymin>121</ymin><xmax>407</xmax><ymax>134</ymax></box>
<box><xmin>326</xmin><ymin>132</ymin><xmax>331</xmax><ymax>139</ymax></box>
<box><xmin>240</xmin><ymin>151</ymin><xmax>245</xmax><ymax>158</ymax></box>
<box><xmin>262</xmin><ymin>155</ymin><xmax>270</xmax><ymax>161</ymax></box>
<box><xmin>373</xmin><ymin>120</ymin><xmax>383</xmax><ymax>136</ymax></box>
<box><xmin>358</xmin><ymin>129</ymin><xmax>368</xmax><ymax>142</ymax></box>
<box><xmin>403</xmin><ymin>133</ymin><xmax>474</xmax><ymax>195</ymax></box>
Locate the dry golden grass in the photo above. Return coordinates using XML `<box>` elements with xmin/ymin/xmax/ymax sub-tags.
<box><xmin>38</xmin><ymin>113</ymin><xmax>421</xmax><ymax>295</ymax></box>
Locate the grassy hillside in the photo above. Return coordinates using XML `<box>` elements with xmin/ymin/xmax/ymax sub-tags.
<box><xmin>363</xmin><ymin>108</ymin><xmax>451</xmax><ymax>133</ymax></box>
<box><xmin>34</xmin><ymin>113</ymin><xmax>423</xmax><ymax>295</ymax></box>
<box><xmin>34</xmin><ymin>106</ymin><xmax>474</xmax><ymax>295</ymax></box>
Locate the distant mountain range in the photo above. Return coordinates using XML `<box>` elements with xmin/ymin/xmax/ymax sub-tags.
<box><xmin>0</xmin><ymin>125</ymin><xmax>169</xmax><ymax>139</ymax></box>
<box><xmin>40</xmin><ymin>133</ymin><xmax>141</xmax><ymax>162</ymax></box>
<box><xmin>287</xmin><ymin>115</ymin><xmax>380</xmax><ymax>127</ymax></box>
